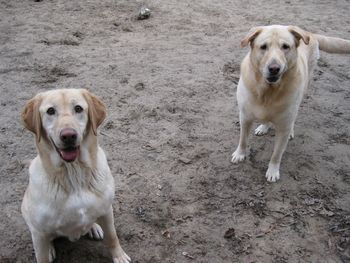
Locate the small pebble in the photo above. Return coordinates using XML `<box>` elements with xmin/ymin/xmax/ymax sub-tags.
<box><xmin>138</xmin><ymin>6</ymin><xmax>151</xmax><ymax>20</ymax></box>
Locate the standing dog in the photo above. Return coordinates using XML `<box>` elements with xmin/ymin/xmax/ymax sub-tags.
<box><xmin>231</xmin><ymin>25</ymin><xmax>350</xmax><ymax>182</ymax></box>
<box><xmin>21</xmin><ymin>89</ymin><xmax>130</xmax><ymax>263</ymax></box>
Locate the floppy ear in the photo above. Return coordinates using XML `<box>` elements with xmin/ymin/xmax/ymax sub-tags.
<box><xmin>241</xmin><ymin>27</ymin><xmax>263</xmax><ymax>48</ymax></box>
<box><xmin>22</xmin><ymin>95</ymin><xmax>43</xmax><ymax>142</ymax></box>
<box><xmin>83</xmin><ymin>90</ymin><xmax>107</xmax><ymax>136</ymax></box>
<box><xmin>288</xmin><ymin>26</ymin><xmax>310</xmax><ymax>46</ymax></box>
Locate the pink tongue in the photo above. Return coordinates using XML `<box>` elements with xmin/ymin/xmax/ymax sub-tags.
<box><xmin>59</xmin><ymin>149</ymin><xmax>79</xmax><ymax>162</ymax></box>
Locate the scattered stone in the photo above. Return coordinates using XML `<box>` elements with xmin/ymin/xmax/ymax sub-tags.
<box><xmin>182</xmin><ymin>251</ymin><xmax>194</xmax><ymax>259</ymax></box>
<box><xmin>179</xmin><ymin>156</ymin><xmax>192</xmax><ymax>164</ymax></box>
<box><xmin>224</xmin><ymin>228</ymin><xmax>236</xmax><ymax>239</ymax></box>
<box><xmin>122</xmin><ymin>26</ymin><xmax>133</xmax><ymax>32</ymax></box>
<box><xmin>319</xmin><ymin>208</ymin><xmax>335</xmax><ymax>217</ymax></box>
<box><xmin>304</xmin><ymin>197</ymin><xmax>320</xmax><ymax>206</ymax></box>
<box><xmin>142</xmin><ymin>144</ymin><xmax>155</xmax><ymax>151</ymax></box>
<box><xmin>134</xmin><ymin>82</ymin><xmax>145</xmax><ymax>91</ymax></box>
<box><xmin>161</xmin><ymin>230</ymin><xmax>170</xmax><ymax>239</ymax></box>
<box><xmin>72</xmin><ymin>31</ymin><xmax>84</xmax><ymax>39</ymax></box>
<box><xmin>39</xmin><ymin>39</ymin><xmax>51</xmax><ymax>45</ymax></box>
<box><xmin>138</xmin><ymin>6</ymin><xmax>151</xmax><ymax>20</ymax></box>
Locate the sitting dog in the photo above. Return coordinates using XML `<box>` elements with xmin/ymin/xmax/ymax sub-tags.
<box><xmin>231</xmin><ymin>25</ymin><xmax>350</xmax><ymax>182</ymax></box>
<box><xmin>21</xmin><ymin>89</ymin><xmax>131</xmax><ymax>263</ymax></box>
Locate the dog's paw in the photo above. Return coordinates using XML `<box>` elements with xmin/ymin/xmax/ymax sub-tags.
<box><xmin>231</xmin><ymin>149</ymin><xmax>246</xmax><ymax>163</ymax></box>
<box><xmin>49</xmin><ymin>242</ymin><xmax>56</xmax><ymax>263</ymax></box>
<box><xmin>265</xmin><ymin>166</ymin><xmax>280</xmax><ymax>182</ymax></box>
<box><xmin>113</xmin><ymin>249</ymin><xmax>131</xmax><ymax>263</ymax></box>
<box><xmin>255</xmin><ymin>124</ymin><xmax>270</xmax><ymax>136</ymax></box>
<box><xmin>88</xmin><ymin>223</ymin><xmax>104</xmax><ymax>240</ymax></box>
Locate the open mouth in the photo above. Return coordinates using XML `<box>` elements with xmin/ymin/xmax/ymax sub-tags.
<box><xmin>57</xmin><ymin>146</ymin><xmax>80</xmax><ymax>162</ymax></box>
<box><xmin>266</xmin><ymin>76</ymin><xmax>280</xmax><ymax>83</ymax></box>
<box><xmin>50</xmin><ymin>137</ymin><xmax>80</xmax><ymax>162</ymax></box>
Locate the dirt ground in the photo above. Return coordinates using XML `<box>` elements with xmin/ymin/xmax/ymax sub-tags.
<box><xmin>1</xmin><ymin>0</ymin><xmax>350</xmax><ymax>262</ymax></box>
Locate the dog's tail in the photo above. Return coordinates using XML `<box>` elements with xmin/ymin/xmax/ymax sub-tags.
<box><xmin>314</xmin><ymin>34</ymin><xmax>350</xmax><ymax>54</ymax></box>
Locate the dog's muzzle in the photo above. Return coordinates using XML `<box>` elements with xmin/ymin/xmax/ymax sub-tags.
<box><xmin>53</xmin><ymin>128</ymin><xmax>80</xmax><ymax>162</ymax></box>
<box><xmin>266</xmin><ymin>63</ymin><xmax>282</xmax><ymax>83</ymax></box>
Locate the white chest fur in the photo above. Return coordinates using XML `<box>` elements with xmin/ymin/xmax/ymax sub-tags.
<box><xmin>52</xmin><ymin>190</ymin><xmax>112</xmax><ymax>240</ymax></box>
<box><xmin>22</xmin><ymin>154</ymin><xmax>115</xmax><ymax>241</ymax></box>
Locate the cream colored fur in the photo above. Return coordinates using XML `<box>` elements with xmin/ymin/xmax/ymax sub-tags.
<box><xmin>21</xmin><ymin>89</ymin><xmax>130</xmax><ymax>263</ymax></box>
<box><xmin>232</xmin><ymin>25</ymin><xmax>350</xmax><ymax>182</ymax></box>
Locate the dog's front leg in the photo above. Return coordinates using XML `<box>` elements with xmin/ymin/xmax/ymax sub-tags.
<box><xmin>97</xmin><ymin>207</ymin><xmax>131</xmax><ymax>263</ymax></box>
<box><xmin>31</xmin><ymin>231</ymin><xmax>51</xmax><ymax>263</ymax></box>
<box><xmin>265</xmin><ymin>126</ymin><xmax>291</xmax><ymax>182</ymax></box>
<box><xmin>232</xmin><ymin>112</ymin><xmax>253</xmax><ymax>163</ymax></box>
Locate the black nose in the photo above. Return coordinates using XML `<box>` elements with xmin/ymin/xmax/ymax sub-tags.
<box><xmin>60</xmin><ymin>128</ymin><xmax>77</xmax><ymax>145</ymax></box>
<box><xmin>268</xmin><ymin>64</ymin><xmax>281</xmax><ymax>75</ymax></box>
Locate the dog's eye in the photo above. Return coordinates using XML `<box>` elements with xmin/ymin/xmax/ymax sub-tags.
<box><xmin>260</xmin><ymin>44</ymin><xmax>267</xmax><ymax>50</ymax></box>
<box><xmin>47</xmin><ymin>107</ymin><xmax>55</xmax><ymax>115</ymax></box>
<box><xmin>282</xmin><ymin>44</ymin><xmax>290</xmax><ymax>50</ymax></box>
<box><xmin>74</xmin><ymin>105</ymin><xmax>83</xmax><ymax>113</ymax></box>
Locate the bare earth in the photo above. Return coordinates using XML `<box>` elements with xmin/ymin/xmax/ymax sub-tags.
<box><xmin>1</xmin><ymin>0</ymin><xmax>350</xmax><ymax>262</ymax></box>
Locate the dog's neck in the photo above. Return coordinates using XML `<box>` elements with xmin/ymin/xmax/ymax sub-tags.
<box><xmin>36</xmin><ymin>134</ymin><xmax>104</xmax><ymax>195</ymax></box>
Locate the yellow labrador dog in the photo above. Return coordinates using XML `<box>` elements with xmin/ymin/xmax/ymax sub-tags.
<box><xmin>231</xmin><ymin>25</ymin><xmax>350</xmax><ymax>182</ymax></box>
<box><xmin>21</xmin><ymin>89</ymin><xmax>130</xmax><ymax>263</ymax></box>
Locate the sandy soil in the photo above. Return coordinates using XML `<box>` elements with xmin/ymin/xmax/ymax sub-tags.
<box><xmin>1</xmin><ymin>0</ymin><xmax>350</xmax><ymax>262</ymax></box>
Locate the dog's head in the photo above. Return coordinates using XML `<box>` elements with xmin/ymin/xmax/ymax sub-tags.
<box><xmin>241</xmin><ymin>25</ymin><xmax>310</xmax><ymax>84</ymax></box>
<box><xmin>22</xmin><ymin>89</ymin><xmax>106</xmax><ymax>163</ymax></box>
